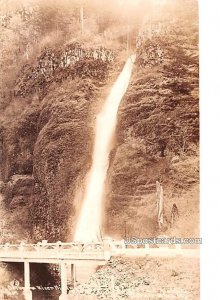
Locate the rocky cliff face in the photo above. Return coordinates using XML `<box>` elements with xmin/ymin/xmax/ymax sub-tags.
<box><xmin>105</xmin><ymin>18</ymin><xmax>199</xmax><ymax>239</ymax></box>
<box><xmin>0</xmin><ymin>10</ymin><xmax>199</xmax><ymax>244</ymax></box>
<box><xmin>0</xmin><ymin>43</ymin><xmax>115</xmax><ymax>242</ymax></box>
<box><xmin>14</xmin><ymin>43</ymin><xmax>115</xmax><ymax>99</ymax></box>
<box><xmin>31</xmin><ymin>78</ymin><xmax>97</xmax><ymax>241</ymax></box>
<box><xmin>1</xmin><ymin>106</ymin><xmax>40</xmax><ymax>182</ymax></box>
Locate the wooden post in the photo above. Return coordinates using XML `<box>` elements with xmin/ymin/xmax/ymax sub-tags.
<box><xmin>59</xmin><ymin>262</ymin><xmax>68</xmax><ymax>300</ymax></box>
<box><xmin>23</xmin><ymin>261</ymin><xmax>32</xmax><ymax>300</ymax></box>
<box><xmin>71</xmin><ymin>264</ymin><xmax>76</xmax><ymax>287</ymax></box>
<box><xmin>156</xmin><ymin>181</ymin><xmax>164</xmax><ymax>228</ymax></box>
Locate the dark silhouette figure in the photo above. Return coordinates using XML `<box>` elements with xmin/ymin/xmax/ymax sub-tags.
<box><xmin>171</xmin><ymin>203</ymin><xmax>179</xmax><ymax>225</ymax></box>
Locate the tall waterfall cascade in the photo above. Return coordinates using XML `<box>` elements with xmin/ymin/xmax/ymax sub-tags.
<box><xmin>74</xmin><ymin>55</ymin><xmax>136</xmax><ymax>242</ymax></box>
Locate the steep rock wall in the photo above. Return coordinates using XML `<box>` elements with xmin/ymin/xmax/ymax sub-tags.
<box><xmin>31</xmin><ymin>78</ymin><xmax>96</xmax><ymax>241</ymax></box>
<box><xmin>105</xmin><ymin>19</ymin><xmax>199</xmax><ymax>239</ymax></box>
<box><xmin>0</xmin><ymin>43</ymin><xmax>115</xmax><ymax>242</ymax></box>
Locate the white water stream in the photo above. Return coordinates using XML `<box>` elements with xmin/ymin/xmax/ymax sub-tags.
<box><xmin>74</xmin><ymin>55</ymin><xmax>136</xmax><ymax>242</ymax></box>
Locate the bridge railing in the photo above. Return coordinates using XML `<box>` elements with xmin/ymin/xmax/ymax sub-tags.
<box><xmin>0</xmin><ymin>239</ymin><xmax>200</xmax><ymax>260</ymax></box>
<box><xmin>0</xmin><ymin>241</ymin><xmax>108</xmax><ymax>260</ymax></box>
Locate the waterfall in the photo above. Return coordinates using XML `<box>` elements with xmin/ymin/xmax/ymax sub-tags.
<box><xmin>74</xmin><ymin>55</ymin><xmax>136</xmax><ymax>242</ymax></box>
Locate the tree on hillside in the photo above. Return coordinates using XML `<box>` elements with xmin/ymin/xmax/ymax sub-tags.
<box><xmin>31</xmin><ymin>1</ymin><xmax>70</xmax><ymax>36</ymax></box>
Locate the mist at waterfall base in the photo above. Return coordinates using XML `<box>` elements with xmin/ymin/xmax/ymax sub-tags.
<box><xmin>74</xmin><ymin>55</ymin><xmax>136</xmax><ymax>242</ymax></box>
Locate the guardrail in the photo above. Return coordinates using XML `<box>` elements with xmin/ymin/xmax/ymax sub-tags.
<box><xmin>0</xmin><ymin>239</ymin><xmax>200</xmax><ymax>260</ymax></box>
<box><xmin>0</xmin><ymin>241</ymin><xmax>109</xmax><ymax>262</ymax></box>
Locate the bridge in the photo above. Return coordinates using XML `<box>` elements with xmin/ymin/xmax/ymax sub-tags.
<box><xmin>0</xmin><ymin>239</ymin><xmax>199</xmax><ymax>300</ymax></box>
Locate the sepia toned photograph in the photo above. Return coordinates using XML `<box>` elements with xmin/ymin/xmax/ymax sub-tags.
<box><xmin>0</xmin><ymin>0</ymin><xmax>199</xmax><ymax>299</ymax></box>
